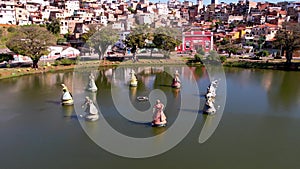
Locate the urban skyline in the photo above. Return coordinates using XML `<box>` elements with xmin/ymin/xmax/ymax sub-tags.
<box><xmin>154</xmin><ymin>0</ymin><xmax>290</xmax><ymax>5</ymax></box>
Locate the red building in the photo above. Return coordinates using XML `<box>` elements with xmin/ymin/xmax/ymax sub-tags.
<box><xmin>177</xmin><ymin>28</ymin><xmax>213</xmax><ymax>53</ymax></box>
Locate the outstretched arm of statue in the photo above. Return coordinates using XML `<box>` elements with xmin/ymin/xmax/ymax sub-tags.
<box><xmin>82</xmin><ymin>101</ymin><xmax>88</xmax><ymax>108</ymax></box>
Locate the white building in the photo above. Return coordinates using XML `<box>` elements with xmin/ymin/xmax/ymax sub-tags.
<box><xmin>42</xmin><ymin>6</ymin><xmax>60</xmax><ymax>21</ymax></box>
<box><xmin>60</xmin><ymin>19</ymin><xmax>69</xmax><ymax>34</ymax></box>
<box><xmin>137</xmin><ymin>13</ymin><xmax>155</xmax><ymax>25</ymax></box>
<box><xmin>64</xmin><ymin>0</ymin><xmax>80</xmax><ymax>12</ymax></box>
<box><xmin>15</xmin><ymin>7</ymin><xmax>30</xmax><ymax>25</ymax></box>
<box><xmin>26</xmin><ymin>0</ymin><xmax>49</xmax><ymax>7</ymax></box>
<box><xmin>0</xmin><ymin>0</ymin><xmax>16</xmax><ymax>25</ymax></box>
<box><xmin>119</xmin><ymin>31</ymin><xmax>131</xmax><ymax>40</ymax></box>
<box><xmin>167</xmin><ymin>0</ymin><xmax>181</xmax><ymax>9</ymax></box>
<box><xmin>99</xmin><ymin>15</ymin><xmax>108</xmax><ymax>26</ymax></box>
<box><xmin>25</xmin><ymin>3</ymin><xmax>40</xmax><ymax>13</ymax></box>
<box><xmin>42</xmin><ymin>46</ymin><xmax>80</xmax><ymax>60</ymax></box>
<box><xmin>156</xmin><ymin>3</ymin><xmax>169</xmax><ymax>15</ymax></box>
<box><xmin>228</xmin><ymin>15</ymin><xmax>244</xmax><ymax>24</ymax></box>
<box><xmin>112</xmin><ymin>22</ymin><xmax>125</xmax><ymax>31</ymax></box>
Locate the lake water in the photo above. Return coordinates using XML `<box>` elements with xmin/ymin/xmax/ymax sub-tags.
<box><xmin>0</xmin><ymin>66</ymin><xmax>300</xmax><ymax>169</ymax></box>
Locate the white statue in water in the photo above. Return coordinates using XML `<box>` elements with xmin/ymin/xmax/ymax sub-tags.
<box><xmin>204</xmin><ymin>80</ymin><xmax>218</xmax><ymax>115</ymax></box>
<box><xmin>203</xmin><ymin>97</ymin><xmax>216</xmax><ymax>115</ymax></box>
<box><xmin>87</xmin><ymin>72</ymin><xmax>98</xmax><ymax>92</ymax></box>
<box><xmin>82</xmin><ymin>96</ymin><xmax>99</xmax><ymax>121</ymax></box>
<box><xmin>61</xmin><ymin>84</ymin><xmax>74</xmax><ymax>105</ymax></box>
<box><xmin>206</xmin><ymin>80</ymin><xmax>218</xmax><ymax>99</ymax></box>
<box><xmin>206</xmin><ymin>86</ymin><xmax>216</xmax><ymax>98</ymax></box>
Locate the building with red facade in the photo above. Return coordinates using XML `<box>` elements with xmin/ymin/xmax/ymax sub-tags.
<box><xmin>177</xmin><ymin>28</ymin><xmax>213</xmax><ymax>53</ymax></box>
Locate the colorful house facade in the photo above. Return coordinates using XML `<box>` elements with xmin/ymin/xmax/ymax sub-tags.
<box><xmin>177</xmin><ymin>29</ymin><xmax>213</xmax><ymax>53</ymax></box>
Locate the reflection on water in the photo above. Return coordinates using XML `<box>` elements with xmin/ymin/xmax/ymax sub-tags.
<box><xmin>225</xmin><ymin>68</ymin><xmax>300</xmax><ymax>117</ymax></box>
<box><xmin>0</xmin><ymin>67</ymin><xmax>300</xmax><ymax>168</ymax></box>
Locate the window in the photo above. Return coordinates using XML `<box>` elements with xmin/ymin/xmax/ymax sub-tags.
<box><xmin>185</xmin><ymin>41</ymin><xmax>190</xmax><ymax>49</ymax></box>
<box><xmin>205</xmin><ymin>41</ymin><xmax>210</xmax><ymax>49</ymax></box>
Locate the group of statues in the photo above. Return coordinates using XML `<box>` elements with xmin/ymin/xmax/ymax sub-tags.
<box><xmin>61</xmin><ymin>72</ymin><xmax>99</xmax><ymax>121</ymax></box>
<box><xmin>203</xmin><ymin>80</ymin><xmax>218</xmax><ymax>115</ymax></box>
<box><xmin>59</xmin><ymin>70</ymin><xmax>185</xmax><ymax>127</ymax></box>
<box><xmin>129</xmin><ymin>69</ymin><xmax>181</xmax><ymax>89</ymax></box>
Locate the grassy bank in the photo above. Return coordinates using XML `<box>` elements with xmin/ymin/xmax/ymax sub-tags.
<box><xmin>223</xmin><ymin>58</ymin><xmax>300</xmax><ymax>70</ymax></box>
<box><xmin>0</xmin><ymin>58</ymin><xmax>187</xmax><ymax>80</ymax></box>
<box><xmin>2</xmin><ymin>56</ymin><xmax>300</xmax><ymax>80</ymax></box>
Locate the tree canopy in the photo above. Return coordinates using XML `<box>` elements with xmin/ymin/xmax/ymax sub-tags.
<box><xmin>219</xmin><ymin>42</ymin><xmax>242</xmax><ymax>57</ymax></box>
<box><xmin>6</xmin><ymin>25</ymin><xmax>56</xmax><ymax>68</ymax></box>
<box><xmin>274</xmin><ymin>22</ymin><xmax>300</xmax><ymax>64</ymax></box>
<box><xmin>46</xmin><ymin>19</ymin><xmax>61</xmax><ymax>35</ymax></box>
<box><xmin>152</xmin><ymin>26</ymin><xmax>181</xmax><ymax>57</ymax></box>
<box><xmin>87</xmin><ymin>25</ymin><xmax>119</xmax><ymax>59</ymax></box>
<box><xmin>124</xmin><ymin>25</ymin><xmax>182</xmax><ymax>61</ymax></box>
<box><xmin>124</xmin><ymin>24</ymin><xmax>151</xmax><ymax>62</ymax></box>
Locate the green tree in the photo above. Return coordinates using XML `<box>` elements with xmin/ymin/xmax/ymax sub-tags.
<box><xmin>88</xmin><ymin>25</ymin><xmax>119</xmax><ymax>59</ymax></box>
<box><xmin>127</xmin><ymin>7</ymin><xmax>136</xmax><ymax>14</ymax></box>
<box><xmin>46</xmin><ymin>19</ymin><xmax>61</xmax><ymax>35</ymax></box>
<box><xmin>194</xmin><ymin>53</ymin><xmax>203</xmax><ymax>62</ymax></box>
<box><xmin>81</xmin><ymin>24</ymin><xmax>98</xmax><ymax>43</ymax></box>
<box><xmin>196</xmin><ymin>47</ymin><xmax>205</xmax><ymax>55</ymax></box>
<box><xmin>6</xmin><ymin>25</ymin><xmax>56</xmax><ymax>68</ymax></box>
<box><xmin>219</xmin><ymin>42</ymin><xmax>242</xmax><ymax>57</ymax></box>
<box><xmin>274</xmin><ymin>22</ymin><xmax>300</xmax><ymax>64</ymax></box>
<box><xmin>81</xmin><ymin>25</ymin><xmax>99</xmax><ymax>55</ymax></box>
<box><xmin>257</xmin><ymin>36</ymin><xmax>266</xmax><ymax>51</ymax></box>
<box><xmin>152</xmin><ymin>26</ymin><xmax>181</xmax><ymax>58</ymax></box>
<box><xmin>152</xmin><ymin>33</ymin><xmax>181</xmax><ymax>58</ymax></box>
<box><xmin>206</xmin><ymin>50</ymin><xmax>220</xmax><ymax>62</ymax></box>
<box><xmin>124</xmin><ymin>24</ymin><xmax>151</xmax><ymax>62</ymax></box>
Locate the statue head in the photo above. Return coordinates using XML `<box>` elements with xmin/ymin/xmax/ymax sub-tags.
<box><xmin>61</xmin><ymin>84</ymin><xmax>68</xmax><ymax>92</ymax></box>
<box><xmin>156</xmin><ymin>99</ymin><xmax>161</xmax><ymax>104</ymax></box>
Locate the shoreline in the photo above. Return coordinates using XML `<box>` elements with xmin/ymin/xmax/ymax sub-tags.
<box><xmin>0</xmin><ymin>58</ymin><xmax>187</xmax><ymax>80</ymax></box>
<box><xmin>1</xmin><ymin>57</ymin><xmax>300</xmax><ymax>80</ymax></box>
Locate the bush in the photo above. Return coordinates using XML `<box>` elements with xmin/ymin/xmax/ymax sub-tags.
<box><xmin>206</xmin><ymin>50</ymin><xmax>219</xmax><ymax>62</ymax></box>
<box><xmin>256</xmin><ymin>50</ymin><xmax>269</xmax><ymax>57</ymax></box>
<box><xmin>59</xmin><ymin>58</ymin><xmax>76</xmax><ymax>65</ymax></box>
<box><xmin>196</xmin><ymin>47</ymin><xmax>205</xmax><ymax>55</ymax></box>
<box><xmin>57</xmin><ymin>38</ymin><xmax>67</xmax><ymax>44</ymax></box>
<box><xmin>0</xmin><ymin>54</ymin><xmax>13</xmax><ymax>62</ymax></box>
<box><xmin>7</xmin><ymin>27</ymin><xmax>16</xmax><ymax>33</ymax></box>
<box><xmin>219</xmin><ymin>55</ymin><xmax>227</xmax><ymax>63</ymax></box>
<box><xmin>53</xmin><ymin>59</ymin><xmax>76</xmax><ymax>66</ymax></box>
<box><xmin>194</xmin><ymin>53</ymin><xmax>203</xmax><ymax>61</ymax></box>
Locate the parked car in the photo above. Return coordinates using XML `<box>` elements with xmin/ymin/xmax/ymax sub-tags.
<box><xmin>0</xmin><ymin>61</ymin><xmax>8</xmax><ymax>68</ymax></box>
